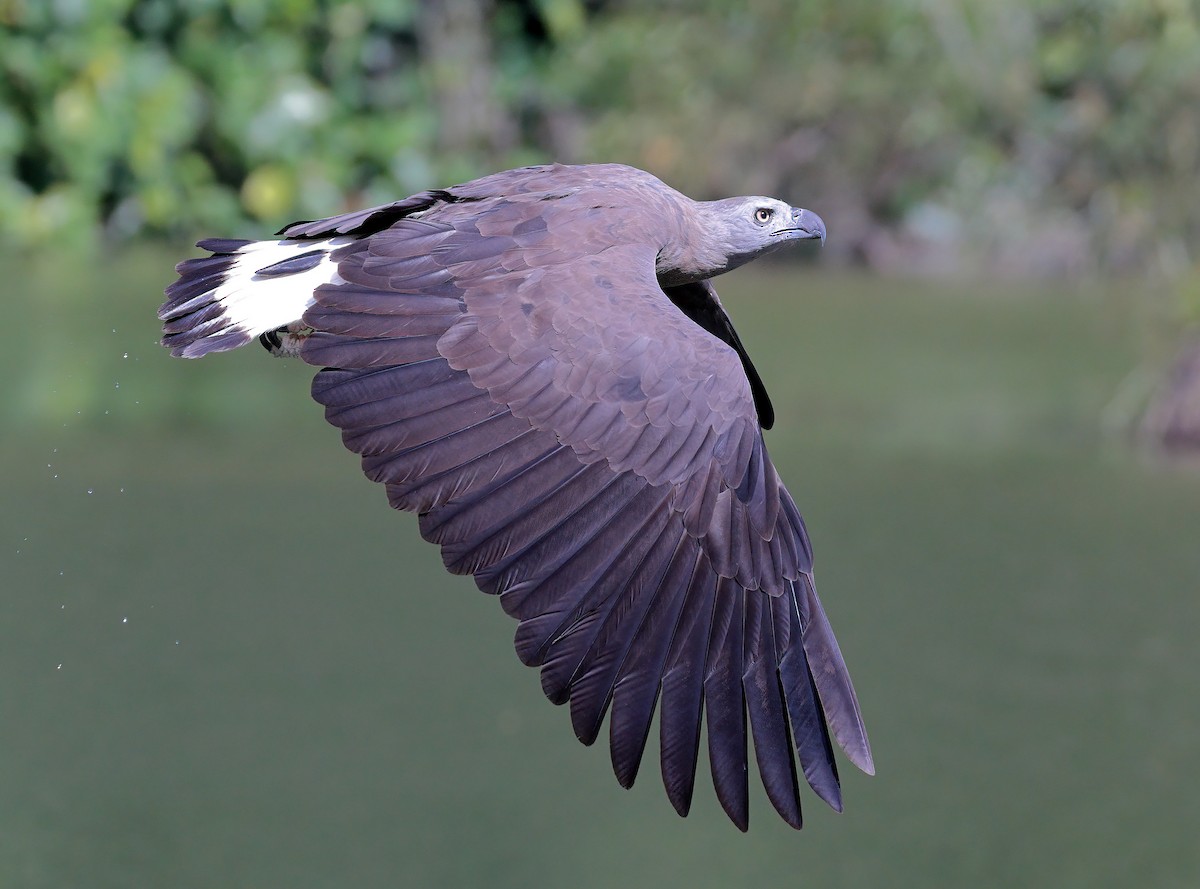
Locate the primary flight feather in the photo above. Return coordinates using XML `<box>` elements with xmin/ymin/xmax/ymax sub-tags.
<box><xmin>159</xmin><ymin>162</ymin><xmax>872</xmax><ymax>831</ymax></box>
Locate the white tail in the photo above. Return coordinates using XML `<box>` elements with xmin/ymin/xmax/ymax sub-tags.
<box><xmin>159</xmin><ymin>237</ymin><xmax>349</xmax><ymax>358</ymax></box>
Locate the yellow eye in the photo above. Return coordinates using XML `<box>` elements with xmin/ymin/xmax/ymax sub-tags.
<box><xmin>754</xmin><ymin>208</ymin><xmax>773</xmax><ymax>224</ymax></box>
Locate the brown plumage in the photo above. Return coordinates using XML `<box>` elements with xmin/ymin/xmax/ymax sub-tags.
<box><xmin>159</xmin><ymin>162</ymin><xmax>872</xmax><ymax>831</ymax></box>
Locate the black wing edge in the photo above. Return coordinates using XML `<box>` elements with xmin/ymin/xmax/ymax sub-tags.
<box><xmin>662</xmin><ymin>281</ymin><xmax>775</xmax><ymax>429</ymax></box>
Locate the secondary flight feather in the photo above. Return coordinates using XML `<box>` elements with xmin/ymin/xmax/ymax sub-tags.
<box><xmin>158</xmin><ymin>162</ymin><xmax>872</xmax><ymax>831</ymax></box>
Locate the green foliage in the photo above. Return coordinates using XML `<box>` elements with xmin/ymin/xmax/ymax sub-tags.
<box><xmin>0</xmin><ymin>0</ymin><xmax>548</xmax><ymax>247</ymax></box>
<box><xmin>1</xmin><ymin>0</ymin><xmax>1197</xmax><ymax>273</ymax></box>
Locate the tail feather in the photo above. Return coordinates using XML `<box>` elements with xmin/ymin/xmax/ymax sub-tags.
<box><xmin>160</xmin><ymin>237</ymin><xmax>348</xmax><ymax>358</ymax></box>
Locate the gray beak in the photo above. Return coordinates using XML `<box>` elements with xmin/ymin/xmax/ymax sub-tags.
<box><xmin>790</xmin><ymin>207</ymin><xmax>827</xmax><ymax>245</ymax></box>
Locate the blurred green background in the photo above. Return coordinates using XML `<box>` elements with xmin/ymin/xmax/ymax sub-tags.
<box><xmin>3</xmin><ymin>2</ymin><xmax>1200</xmax><ymax>888</ymax></box>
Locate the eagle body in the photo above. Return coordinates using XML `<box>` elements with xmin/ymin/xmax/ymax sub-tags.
<box><xmin>159</xmin><ymin>162</ymin><xmax>869</xmax><ymax>831</ymax></box>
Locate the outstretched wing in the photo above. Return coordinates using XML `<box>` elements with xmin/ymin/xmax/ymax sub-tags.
<box><xmin>285</xmin><ymin>188</ymin><xmax>873</xmax><ymax>829</ymax></box>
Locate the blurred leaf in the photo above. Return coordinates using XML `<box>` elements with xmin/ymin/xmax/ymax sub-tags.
<box><xmin>0</xmin><ymin>0</ymin><xmax>1195</xmax><ymax>276</ymax></box>
<box><xmin>241</xmin><ymin>163</ymin><xmax>294</xmax><ymax>220</ymax></box>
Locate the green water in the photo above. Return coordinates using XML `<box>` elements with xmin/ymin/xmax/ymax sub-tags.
<box><xmin>3</xmin><ymin>249</ymin><xmax>1198</xmax><ymax>888</ymax></box>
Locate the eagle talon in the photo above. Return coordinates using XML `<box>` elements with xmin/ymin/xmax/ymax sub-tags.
<box><xmin>260</xmin><ymin>326</ymin><xmax>313</xmax><ymax>358</ymax></box>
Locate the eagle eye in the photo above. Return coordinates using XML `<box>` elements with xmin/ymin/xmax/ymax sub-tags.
<box><xmin>753</xmin><ymin>207</ymin><xmax>773</xmax><ymax>225</ymax></box>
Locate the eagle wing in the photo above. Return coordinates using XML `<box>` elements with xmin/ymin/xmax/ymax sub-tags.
<box><xmin>280</xmin><ymin>186</ymin><xmax>872</xmax><ymax>831</ymax></box>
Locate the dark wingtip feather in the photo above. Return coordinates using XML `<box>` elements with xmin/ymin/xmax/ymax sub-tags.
<box><xmin>704</xmin><ymin>579</ymin><xmax>750</xmax><ymax>831</ymax></box>
<box><xmin>798</xmin><ymin>576</ymin><xmax>875</xmax><ymax>776</ymax></box>
<box><xmin>780</xmin><ymin>647</ymin><xmax>844</xmax><ymax>811</ymax></box>
<box><xmin>612</xmin><ymin>747</ymin><xmax>641</xmax><ymax>789</ymax></box>
<box><xmin>658</xmin><ymin>562</ymin><xmax>718</xmax><ymax>819</ymax></box>
<box><xmin>607</xmin><ymin>538</ymin><xmax>701</xmax><ymax>791</ymax></box>
<box><xmin>562</xmin><ymin>510</ymin><xmax>679</xmax><ymax>749</ymax></box>
<box><xmin>659</xmin><ymin>667</ymin><xmax>704</xmax><ymax>817</ymax></box>
<box><xmin>743</xmin><ymin>595</ymin><xmax>806</xmax><ymax>829</ymax></box>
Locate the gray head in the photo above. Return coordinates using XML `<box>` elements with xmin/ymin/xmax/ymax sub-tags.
<box><xmin>659</xmin><ymin>195</ymin><xmax>827</xmax><ymax>285</ymax></box>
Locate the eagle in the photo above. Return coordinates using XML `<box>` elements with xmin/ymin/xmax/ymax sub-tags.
<box><xmin>159</xmin><ymin>162</ymin><xmax>872</xmax><ymax>830</ymax></box>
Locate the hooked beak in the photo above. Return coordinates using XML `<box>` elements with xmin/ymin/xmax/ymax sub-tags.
<box><xmin>786</xmin><ymin>207</ymin><xmax>826</xmax><ymax>245</ymax></box>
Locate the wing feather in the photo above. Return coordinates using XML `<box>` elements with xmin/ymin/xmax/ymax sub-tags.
<box><xmin>659</xmin><ymin>556</ymin><xmax>720</xmax><ymax>816</ymax></box>
<box><xmin>704</xmin><ymin>577</ymin><xmax>750</xmax><ymax>831</ymax></box>
<box><xmin>510</xmin><ymin>484</ymin><xmax>665</xmax><ymax>674</ymax></box>
<box><xmin>607</xmin><ymin>535</ymin><xmax>701</xmax><ymax>788</ymax></box>
<box><xmin>776</xmin><ymin>590</ymin><xmax>843</xmax><ymax>810</ymax></box>
<box><xmin>359</xmin><ymin>411</ymin><xmax>533</xmax><ymax>486</ymax></box>
<box><xmin>485</xmin><ymin>471</ymin><xmax>648</xmax><ymax>604</ymax></box>
<box><xmin>797</xmin><ymin>575</ymin><xmax>875</xmax><ymax>775</ymax></box>
<box><xmin>387</xmin><ymin>429</ymin><xmax>555</xmax><ymax>514</ymax></box>
<box><xmin>562</xmin><ymin>508</ymin><xmax>682</xmax><ymax>743</ymax></box>
<box><xmin>302</xmin><ymin>331</ymin><xmax>445</xmax><ymax>368</ymax></box>
<box><xmin>744</xmin><ymin>589</ymin><xmax>805</xmax><ymax>828</ymax></box>
<box><xmin>537</xmin><ymin>499</ymin><xmax>675</xmax><ymax>711</ymax></box>
<box><xmin>427</xmin><ymin>452</ymin><xmax>604</xmax><ymax>575</ymax></box>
